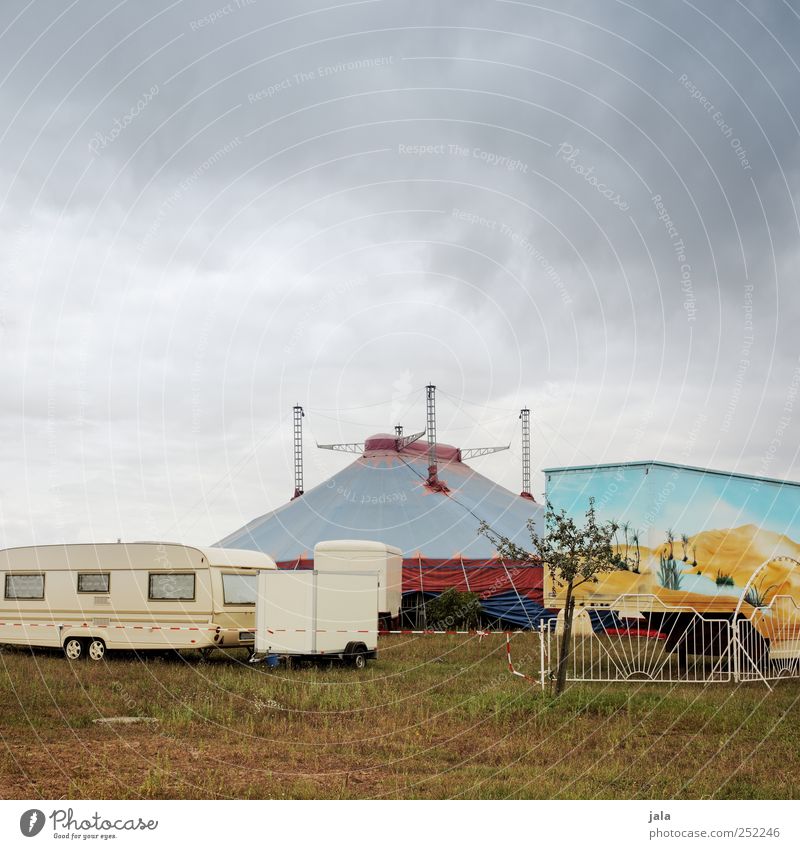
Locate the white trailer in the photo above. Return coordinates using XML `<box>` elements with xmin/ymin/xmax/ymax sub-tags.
<box><xmin>312</xmin><ymin>540</ymin><xmax>402</xmax><ymax>621</ymax></box>
<box><xmin>0</xmin><ymin>542</ymin><xmax>277</xmax><ymax>660</ymax></box>
<box><xmin>255</xmin><ymin>569</ymin><xmax>379</xmax><ymax>668</ymax></box>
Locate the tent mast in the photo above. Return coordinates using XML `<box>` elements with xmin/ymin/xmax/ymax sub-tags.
<box><xmin>425</xmin><ymin>385</ymin><xmax>437</xmax><ymax>486</ymax></box>
<box><xmin>520</xmin><ymin>407</ymin><xmax>534</xmax><ymax>500</ymax></box>
<box><xmin>292</xmin><ymin>404</ymin><xmax>304</xmax><ymax>499</ymax></box>
<box><xmin>425</xmin><ymin>385</ymin><xmax>448</xmax><ymax>492</ymax></box>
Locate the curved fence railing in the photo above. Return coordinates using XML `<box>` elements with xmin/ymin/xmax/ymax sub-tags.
<box><xmin>511</xmin><ymin>561</ymin><xmax>800</xmax><ymax>690</ymax></box>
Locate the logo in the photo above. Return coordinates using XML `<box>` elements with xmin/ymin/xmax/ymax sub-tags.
<box><xmin>19</xmin><ymin>809</ymin><xmax>45</xmax><ymax>837</ymax></box>
<box><xmin>17</xmin><ymin>806</ymin><xmax>159</xmax><ymax>837</ymax></box>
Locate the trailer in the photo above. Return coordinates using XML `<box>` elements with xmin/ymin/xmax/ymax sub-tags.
<box><xmin>542</xmin><ymin>461</ymin><xmax>800</xmax><ymax>677</ymax></box>
<box><xmin>312</xmin><ymin>539</ymin><xmax>402</xmax><ymax>626</ymax></box>
<box><xmin>254</xmin><ymin>569</ymin><xmax>379</xmax><ymax>668</ymax></box>
<box><xmin>0</xmin><ymin>542</ymin><xmax>277</xmax><ymax>660</ymax></box>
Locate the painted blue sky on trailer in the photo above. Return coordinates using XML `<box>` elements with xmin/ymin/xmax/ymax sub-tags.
<box><xmin>545</xmin><ymin>461</ymin><xmax>800</xmax><ymax>544</ymax></box>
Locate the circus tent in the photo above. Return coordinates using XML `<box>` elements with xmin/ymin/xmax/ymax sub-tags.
<box><xmin>217</xmin><ymin>433</ymin><xmax>547</xmax><ymax>627</ymax></box>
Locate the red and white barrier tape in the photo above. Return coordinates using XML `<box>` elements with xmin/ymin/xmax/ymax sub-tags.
<box><xmin>265</xmin><ymin>629</ymin><xmax>373</xmax><ymax>634</ymax></box>
<box><xmin>505</xmin><ymin>633</ymin><xmax>538</xmax><ymax>684</ymax></box>
<box><xmin>379</xmin><ymin>629</ymin><xmax>497</xmax><ymax>636</ymax></box>
<box><xmin>1</xmin><ymin>622</ymin><xmax>512</xmax><ymax>638</ymax></box>
<box><xmin>0</xmin><ymin>621</ymin><xmax>377</xmax><ymax>635</ymax></box>
<box><xmin>0</xmin><ymin>621</ymin><xmax>228</xmax><ymax>633</ymax></box>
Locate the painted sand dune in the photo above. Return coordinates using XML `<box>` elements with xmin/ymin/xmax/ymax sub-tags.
<box><xmin>560</xmin><ymin>524</ymin><xmax>800</xmax><ymax>617</ymax></box>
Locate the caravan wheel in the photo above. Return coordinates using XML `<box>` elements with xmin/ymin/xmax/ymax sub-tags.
<box><xmin>87</xmin><ymin>639</ymin><xmax>106</xmax><ymax>661</ymax></box>
<box><xmin>64</xmin><ymin>638</ymin><xmax>84</xmax><ymax>660</ymax></box>
<box><xmin>344</xmin><ymin>642</ymin><xmax>368</xmax><ymax>669</ymax></box>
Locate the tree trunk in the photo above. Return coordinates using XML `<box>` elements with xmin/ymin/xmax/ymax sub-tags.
<box><xmin>555</xmin><ymin>581</ymin><xmax>575</xmax><ymax>696</ymax></box>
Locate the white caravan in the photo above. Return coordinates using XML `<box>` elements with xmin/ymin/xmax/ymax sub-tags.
<box><xmin>0</xmin><ymin>542</ymin><xmax>277</xmax><ymax>660</ymax></box>
<box><xmin>255</xmin><ymin>569</ymin><xmax>379</xmax><ymax>668</ymax></box>
<box><xmin>313</xmin><ymin>540</ymin><xmax>402</xmax><ymax>620</ymax></box>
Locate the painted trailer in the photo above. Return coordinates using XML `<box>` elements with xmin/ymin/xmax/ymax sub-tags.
<box><xmin>313</xmin><ymin>539</ymin><xmax>402</xmax><ymax>624</ymax></box>
<box><xmin>0</xmin><ymin>542</ymin><xmax>277</xmax><ymax>660</ymax></box>
<box><xmin>542</xmin><ymin>461</ymin><xmax>800</xmax><ymax>664</ymax></box>
<box><xmin>255</xmin><ymin>569</ymin><xmax>379</xmax><ymax>668</ymax></box>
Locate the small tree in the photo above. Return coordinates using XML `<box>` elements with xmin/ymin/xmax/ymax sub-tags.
<box><xmin>479</xmin><ymin>497</ymin><xmax>618</xmax><ymax>695</ymax></box>
<box><xmin>425</xmin><ymin>588</ymin><xmax>481</xmax><ymax>631</ymax></box>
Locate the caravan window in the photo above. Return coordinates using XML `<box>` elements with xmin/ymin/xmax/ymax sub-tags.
<box><xmin>222</xmin><ymin>573</ymin><xmax>257</xmax><ymax>605</ymax></box>
<box><xmin>77</xmin><ymin>573</ymin><xmax>110</xmax><ymax>593</ymax></box>
<box><xmin>5</xmin><ymin>574</ymin><xmax>45</xmax><ymax>599</ymax></box>
<box><xmin>149</xmin><ymin>573</ymin><xmax>195</xmax><ymax>600</ymax></box>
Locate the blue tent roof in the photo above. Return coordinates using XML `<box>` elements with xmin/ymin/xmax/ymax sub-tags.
<box><xmin>217</xmin><ymin>436</ymin><xmax>542</xmax><ymax>562</ymax></box>
<box><xmin>477</xmin><ymin>591</ymin><xmax>555</xmax><ymax>628</ymax></box>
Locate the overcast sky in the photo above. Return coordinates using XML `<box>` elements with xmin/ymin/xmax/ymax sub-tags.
<box><xmin>1</xmin><ymin>0</ymin><xmax>799</xmax><ymax>548</ymax></box>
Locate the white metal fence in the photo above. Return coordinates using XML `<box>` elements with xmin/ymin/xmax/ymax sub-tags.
<box><xmin>507</xmin><ymin>589</ymin><xmax>800</xmax><ymax>691</ymax></box>
<box><xmin>735</xmin><ymin>596</ymin><xmax>800</xmax><ymax>685</ymax></box>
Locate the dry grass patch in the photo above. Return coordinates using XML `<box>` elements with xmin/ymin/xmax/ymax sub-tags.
<box><xmin>1</xmin><ymin>636</ymin><xmax>798</xmax><ymax>799</ymax></box>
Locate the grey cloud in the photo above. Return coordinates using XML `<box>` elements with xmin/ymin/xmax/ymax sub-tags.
<box><xmin>1</xmin><ymin>0</ymin><xmax>799</xmax><ymax>547</ymax></box>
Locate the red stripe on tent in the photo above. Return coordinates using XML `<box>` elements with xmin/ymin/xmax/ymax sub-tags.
<box><xmin>275</xmin><ymin>557</ymin><xmax>543</xmax><ymax>603</ymax></box>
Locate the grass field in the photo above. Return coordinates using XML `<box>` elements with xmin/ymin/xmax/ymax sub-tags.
<box><xmin>1</xmin><ymin>634</ymin><xmax>799</xmax><ymax>800</ymax></box>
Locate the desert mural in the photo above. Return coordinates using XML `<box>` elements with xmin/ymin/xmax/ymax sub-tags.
<box><xmin>543</xmin><ymin>462</ymin><xmax>800</xmax><ymax>618</ymax></box>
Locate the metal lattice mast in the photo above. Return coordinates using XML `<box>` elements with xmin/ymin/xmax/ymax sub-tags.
<box><xmin>460</xmin><ymin>445</ymin><xmax>509</xmax><ymax>459</ymax></box>
<box><xmin>520</xmin><ymin>407</ymin><xmax>532</xmax><ymax>499</ymax></box>
<box><xmin>315</xmin><ymin>441</ymin><xmax>364</xmax><ymax>454</ymax></box>
<box><xmin>394</xmin><ymin>424</ymin><xmax>403</xmax><ymax>436</ymax></box>
<box><xmin>292</xmin><ymin>404</ymin><xmax>304</xmax><ymax>499</ymax></box>
<box><xmin>426</xmin><ymin>384</ymin><xmax>438</xmax><ymax>487</ymax></box>
<box><xmin>318</xmin><ymin>429</ymin><xmax>424</xmax><ymax>455</ymax></box>
<box><xmin>395</xmin><ymin>429</ymin><xmax>425</xmax><ymax>451</ymax></box>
